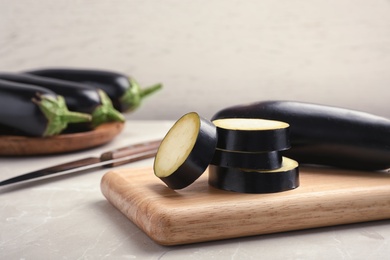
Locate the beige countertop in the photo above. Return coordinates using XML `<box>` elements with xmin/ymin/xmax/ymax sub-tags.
<box><xmin>1</xmin><ymin>120</ymin><xmax>390</xmax><ymax>259</ymax></box>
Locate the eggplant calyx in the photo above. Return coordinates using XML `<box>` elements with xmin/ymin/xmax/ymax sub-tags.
<box><xmin>33</xmin><ymin>95</ymin><xmax>92</xmax><ymax>137</ymax></box>
<box><xmin>120</xmin><ymin>78</ymin><xmax>162</xmax><ymax>112</ymax></box>
<box><xmin>91</xmin><ymin>90</ymin><xmax>125</xmax><ymax>127</ymax></box>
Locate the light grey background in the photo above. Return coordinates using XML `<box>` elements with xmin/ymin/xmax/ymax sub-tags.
<box><xmin>1</xmin><ymin>0</ymin><xmax>389</xmax><ymax>120</ymax></box>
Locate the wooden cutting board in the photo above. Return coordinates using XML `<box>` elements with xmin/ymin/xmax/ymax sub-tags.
<box><xmin>101</xmin><ymin>166</ymin><xmax>390</xmax><ymax>246</ymax></box>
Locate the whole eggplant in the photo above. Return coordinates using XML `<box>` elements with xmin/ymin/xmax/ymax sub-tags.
<box><xmin>212</xmin><ymin>100</ymin><xmax>390</xmax><ymax>170</ymax></box>
<box><xmin>0</xmin><ymin>79</ymin><xmax>91</xmax><ymax>137</ymax></box>
<box><xmin>25</xmin><ymin>68</ymin><xmax>162</xmax><ymax>112</ymax></box>
<box><xmin>0</xmin><ymin>73</ymin><xmax>124</xmax><ymax>128</ymax></box>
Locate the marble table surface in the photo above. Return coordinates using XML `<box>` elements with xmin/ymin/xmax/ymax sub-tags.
<box><xmin>1</xmin><ymin>120</ymin><xmax>390</xmax><ymax>259</ymax></box>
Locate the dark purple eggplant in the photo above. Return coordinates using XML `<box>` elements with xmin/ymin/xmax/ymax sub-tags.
<box><xmin>24</xmin><ymin>68</ymin><xmax>162</xmax><ymax>112</ymax></box>
<box><xmin>0</xmin><ymin>79</ymin><xmax>91</xmax><ymax>137</ymax></box>
<box><xmin>212</xmin><ymin>100</ymin><xmax>390</xmax><ymax>170</ymax></box>
<box><xmin>0</xmin><ymin>73</ymin><xmax>124</xmax><ymax>128</ymax></box>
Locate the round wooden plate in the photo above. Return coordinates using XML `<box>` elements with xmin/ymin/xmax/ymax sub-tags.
<box><xmin>0</xmin><ymin>122</ymin><xmax>125</xmax><ymax>156</ymax></box>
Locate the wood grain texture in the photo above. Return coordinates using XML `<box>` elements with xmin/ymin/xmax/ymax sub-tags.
<box><xmin>0</xmin><ymin>122</ymin><xmax>124</xmax><ymax>156</ymax></box>
<box><xmin>101</xmin><ymin>166</ymin><xmax>390</xmax><ymax>246</ymax></box>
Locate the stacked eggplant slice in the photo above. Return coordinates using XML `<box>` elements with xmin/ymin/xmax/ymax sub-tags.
<box><xmin>153</xmin><ymin>113</ymin><xmax>299</xmax><ymax>194</ymax></box>
<box><xmin>209</xmin><ymin>118</ymin><xmax>299</xmax><ymax>193</ymax></box>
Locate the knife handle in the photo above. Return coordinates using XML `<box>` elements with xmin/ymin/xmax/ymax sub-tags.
<box><xmin>100</xmin><ymin>139</ymin><xmax>161</xmax><ymax>167</ymax></box>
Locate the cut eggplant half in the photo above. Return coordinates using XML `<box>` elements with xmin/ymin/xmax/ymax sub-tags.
<box><xmin>211</xmin><ymin>149</ymin><xmax>282</xmax><ymax>170</ymax></box>
<box><xmin>209</xmin><ymin>157</ymin><xmax>299</xmax><ymax>193</ymax></box>
<box><xmin>154</xmin><ymin>112</ymin><xmax>217</xmax><ymax>189</ymax></box>
<box><xmin>212</xmin><ymin>118</ymin><xmax>290</xmax><ymax>152</ymax></box>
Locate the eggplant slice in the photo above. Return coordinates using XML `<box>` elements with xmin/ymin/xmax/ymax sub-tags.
<box><xmin>154</xmin><ymin>112</ymin><xmax>217</xmax><ymax>189</ymax></box>
<box><xmin>211</xmin><ymin>149</ymin><xmax>282</xmax><ymax>170</ymax></box>
<box><xmin>212</xmin><ymin>118</ymin><xmax>290</xmax><ymax>152</ymax></box>
<box><xmin>209</xmin><ymin>157</ymin><xmax>299</xmax><ymax>193</ymax></box>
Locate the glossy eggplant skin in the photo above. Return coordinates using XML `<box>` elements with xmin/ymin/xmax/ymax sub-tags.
<box><xmin>211</xmin><ymin>149</ymin><xmax>282</xmax><ymax>170</ymax></box>
<box><xmin>212</xmin><ymin>101</ymin><xmax>390</xmax><ymax>170</ymax></box>
<box><xmin>0</xmin><ymin>80</ymin><xmax>49</xmax><ymax>136</ymax></box>
<box><xmin>25</xmin><ymin>68</ymin><xmax>162</xmax><ymax>112</ymax></box>
<box><xmin>0</xmin><ymin>73</ymin><xmax>100</xmax><ymax>113</ymax></box>
<box><xmin>0</xmin><ymin>73</ymin><xmax>124</xmax><ymax>127</ymax></box>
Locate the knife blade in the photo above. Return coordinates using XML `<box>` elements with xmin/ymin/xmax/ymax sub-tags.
<box><xmin>0</xmin><ymin>139</ymin><xmax>161</xmax><ymax>186</ymax></box>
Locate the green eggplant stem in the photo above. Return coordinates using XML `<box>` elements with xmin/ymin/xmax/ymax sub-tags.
<box><xmin>91</xmin><ymin>90</ymin><xmax>125</xmax><ymax>127</ymax></box>
<box><xmin>33</xmin><ymin>95</ymin><xmax>92</xmax><ymax>137</ymax></box>
<box><xmin>120</xmin><ymin>78</ymin><xmax>163</xmax><ymax>112</ymax></box>
<box><xmin>140</xmin><ymin>83</ymin><xmax>163</xmax><ymax>98</ymax></box>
